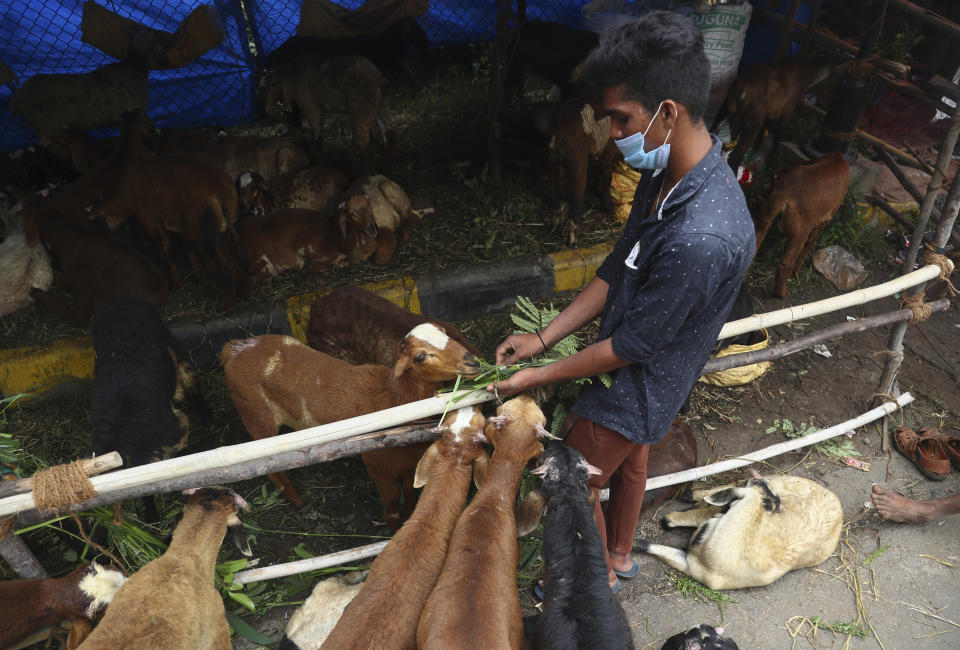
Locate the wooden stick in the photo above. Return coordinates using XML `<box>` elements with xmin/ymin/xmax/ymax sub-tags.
<box><xmin>901</xmin><ymin>141</ymin><xmax>936</xmax><ymax>176</ymax></box>
<box><xmin>887</xmin><ymin>0</ymin><xmax>960</xmax><ymax>40</ymax></box>
<box><xmin>868</xmin><ymin>194</ymin><xmax>960</xmax><ymax>248</ymax></box>
<box><xmin>874</xmin><ymin>149</ymin><xmax>942</xmax><ymax>212</ymax></box>
<box><xmin>234</xmin><ymin>541</ymin><xmax>388</xmax><ymax>585</ymax></box>
<box><xmin>0</xmin><ymin>533</ymin><xmax>48</xmax><ymax>578</ymax></box>
<box><xmin>703</xmin><ymin>300</ymin><xmax>950</xmax><ymax>374</ymax></box>
<box><xmin>717</xmin><ymin>264</ymin><xmax>941</xmax><ymax>341</ymax></box>
<box><xmin>0</xmin><ymin>452</ymin><xmax>123</xmax><ymax>499</ymax></box>
<box><xmin>0</xmin><ymin>391</ymin><xmax>494</xmax><ymax>519</ymax></box>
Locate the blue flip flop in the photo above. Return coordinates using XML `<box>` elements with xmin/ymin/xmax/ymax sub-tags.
<box><xmin>613</xmin><ymin>560</ymin><xmax>639</xmax><ymax>579</ymax></box>
<box><xmin>535</xmin><ymin>580</ymin><xmax>621</xmax><ymax>599</ymax></box>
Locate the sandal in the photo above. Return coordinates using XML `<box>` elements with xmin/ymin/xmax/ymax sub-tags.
<box><xmin>931</xmin><ymin>429</ymin><xmax>960</xmax><ymax>471</ymax></box>
<box><xmin>894</xmin><ymin>426</ymin><xmax>951</xmax><ymax>480</ymax></box>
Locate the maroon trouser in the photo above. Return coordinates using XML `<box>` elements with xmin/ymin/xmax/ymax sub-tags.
<box><xmin>564</xmin><ymin>416</ymin><xmax>649</xmax><ymax>572</ymax></box>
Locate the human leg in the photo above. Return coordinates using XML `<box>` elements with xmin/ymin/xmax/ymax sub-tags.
<box><xmin>871</xmin><ymin>484</ymin><xmax>960</xmax><ymax>523</ymax></box>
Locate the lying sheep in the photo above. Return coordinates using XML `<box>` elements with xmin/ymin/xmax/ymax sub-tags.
<box><xmin>220</xmin><ymin>324</ymin><xmax>480</xmax><ymax>520</ymax></box>
<box><xmin>236</xmin><ymin>165</ymin><xmax>350</xmax><ymax>217</ymax></box>
<box><xmin>345</xmin><ymin>175</ymin><xmax>418</xmax><ymax>264</ymax></box>
<box><xmin>281</xmin><ymin>571</ymin><xmax>369</xmax><ymax>649</ymax></box>
<box><xmin>237</xmin><ymin>202</ymin><xmax>378</xmax><ymax>286</ymax></box>
<box><xmin>0</xmin><ymin>562</ymin><xmax>126</xmax><ymax>650</ymax></box>
<box><xmin>260</xmin><ymin>55</ymin><xmax>389</xmax><ymax>172</ymax></box>
<box><xmin>660</xmin><ymin>624</ymin><xmax>740</xmax><ymax>650</ymax></box>
<box><xmin>517</xmin><ymin>443</ymin><xmax>634</xmax><ymax>650</ymax></box>
<box><xmin>637</xmin><ymin>472</ymin><xmax>842</xmax><ymax>590</ymax></box>
<box><xmin>77</xmin><ymin>488</ymin><xmax>250</xmax><ymax>649</ymax></box>
<box><xmin>0</xmin><ymin>211</ymin><xmax>53</xmax><ymax>317</ymax></box>
<box><xmin>417</xmin><ymin>395</ymin><xmax>549</xmax><ymax>650</ymax></box>
<box><xmin>318</xmin><ymin>406</ymin><xmax>489</xmax><ymax>649</ymax></box>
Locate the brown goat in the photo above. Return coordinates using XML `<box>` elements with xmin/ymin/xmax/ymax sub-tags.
<box><xmin>91</xmin><ymin>153</ymin><xmax>246</xmax><ymax>309</ymax></box>
<box><xmin>0</xmin><ymin>563</ymin><xmax>126</xmax><ymax>650</ymax></box>
<box><xmin>237</xmin><ymin>203</ymin><xmax>378</xmax><ymax>286</ymax></box>
<box><xmin>23</xmin><ymin>205</ymin><xmax>170</xmax><ymax>327</ymax></box>
<box><xmin>306</xmin><ymin>285</ymin><xmax>481</xmax><ymax>366</ymax></box>
<box><xmin>77</xmin><ymin>488</ymin><xmax>248</xmax><ymax>649</ymax></box>
<box><xmin>711</xmin><ymin>57</ymin><xmax>833</xmax><ymax>171</ymax></box>
<box><xmin>236</xmin><ymin>165</ymin><xmax>350</xmax><ymax>217</ymax></box>
<box><xmin>754</xmin><ymin>152</ymin><xmax>850</xmax><ymax>298</ymax></box>
<box><xmin>319</xmin><ymin>406</ymin><xmax>490</xmax><ymax>649</ymax></box>
<box><xmin>536</xmin><ymin>97</ymin><xmax>619</xmax><ymax>246</ymax></box>
<box><xmin>220</xmin><ymin>325</ymin><xmax>481</xmax><ymax>518</ymax></box>
<box><xmin>159</xmin><ymin>134</ymin><xmax>312</xmax><ymax>183</ymax></box>
<box><xmin>417</xmin><ymin>395</ymin><xmax>549</xmax><ymax>650</ymax></box>
<box><xmin>344</xmin><ymin>175</ymin><xmax>418</xmax><ymax>265</ymax></box>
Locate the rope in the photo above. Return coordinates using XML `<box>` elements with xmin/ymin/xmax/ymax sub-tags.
<box><xmin>921</xmin><ymin>243</ymin><xmax>959</xmax><ymax>296</ymax></box>
<box><xmin>31</xmin><ymin>460</ymin><xmax>98</xmax><ymax>514</ymax></box>
<box><xmin>900</xmin><ymin>293</ymin><xmax>932</xmax><ymax>322</ymax></box>
<box><xmin>0</xmin><ymin>516</ymin><xmax>13</xmax><ymax>542</ymax></box>
<box><xmin>70</xmin><ymin>514</ymin><xmax>129</xmax><ymax>576</ymax></box>
<box><xmin>867</xmin><ymin>392</ymin><xmax>905</xmax><ymax>427</ymax></box>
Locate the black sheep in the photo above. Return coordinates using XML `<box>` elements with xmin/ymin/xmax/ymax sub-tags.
<box><xmin>660</xmin><ymin>624</ymin><xmax>740</xmax><ymax>650</ymax></box>
<box><xmin>91</xmin><ymin>297</ymin><xmax>209</xmax><ymax>477</ymax></box>
<box><xmin>517</xmin><ymin>442</ymin><xmax>634</xmax><ymax>650</ymax></box>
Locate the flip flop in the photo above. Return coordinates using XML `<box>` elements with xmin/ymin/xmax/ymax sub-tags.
<box><xmin>534</xmin><ymin>579</ymin><xmax>621</xmax><ymax>600</ymax></box>
<box><xmin>613</xmin><ymin>560</ymin><xmax>639</xmax><ymax>579</ymax></box>
<box><xmin>894</xmin><ymin>426</ymin><xmax>951</xmax><ymax>480</ymax></box>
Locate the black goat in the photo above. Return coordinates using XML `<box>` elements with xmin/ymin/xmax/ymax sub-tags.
<box><xmin>660</xmin><ymin>624</ymin><xmax>740</xmax><ymax>650</ymax></box>
<box><xmin>266</xmin><ymin>16</ymin><xmax>429</xmax><ymax>78</ymax></box>
<box><xmin>505</xmin><ymin>20</ymin><xmax>599</xmax><ymax>102</ymax></box>
<box><xmin>91</xmin><ymin>297</ymin><xmax>210</xmax><ymax>516</ymax></box>
<box><xmin>517</xmin><ymin>443</ymin><xmax>634</xmax><ymax>650</ymax></box>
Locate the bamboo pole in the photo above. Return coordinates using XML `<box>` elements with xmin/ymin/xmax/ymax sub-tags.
<box><xmin>234</xmin><ymin>541</ymin><xmax>388</xmax><ymax>585</ymax></box>
<box><xmin>887</xmin><ymin>0</ymin><xmax>960</xmax><ymax>40</ymax></box>
<box><xmin>0</xmin><ymin>534</ymin><xmax>48</xmax><ymax>578</ymax></box>
<box><xmin>867</xmin><ymin>193</ymin><xmax>960</xmax><ymax>249</ymax></box>
<box><xmin>702</xmin><ymin>299</ymin><xmax>950</xmax><ymax>374</ymax></box>
<box><xmin>0</xmin><ymin>391</ymin><xmax>496</xmax><ymax>520</ymax></box>
<box><xmin>877</xmin><ymin>109</ymin><xmax>960</xmax><ymax>417</ymax></box>
<box><xmin>716</xmin><ymin>264</ymin><xmax>940</xmax><ymax>341</ymax></box>
<box><xmin>0</xmin><ymin>452</ymin><xmax>123</xmax><ymax>499</ymax></box>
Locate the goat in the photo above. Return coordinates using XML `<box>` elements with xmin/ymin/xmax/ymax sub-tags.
<box><xmin>711</xmin><ymin>57</ymin><xmax>834</xmax><ymax>171</ymax></box>
<box><xmin>0</xmin><ymin>211</ymin><xmax>53</xmax><ymax>317</ymax></box>
<box><xmin>643</xmin><ymin>420</ymin><xmax>699</xmax><ymax>513</ymax></box>
<box><xmin>344</xmin><ymin>175</ymin><xmax>418</xmax><ymax>265</ymax></box>
<box><xmin>660</xmin><ymin>625</ymin><xmax>740</xmax><ymax>650</ymax></box>
<box><xmin>505</xmin><ymin>20</ymin><xmax>599</xmax><ymax>102</ymax></box>
<box><xmin>0</xmin><ymin>563</ymin><xmax>126</xmax><ymax>650</ymax></box>
<box><xmin>517</xmin><ymin>442</ymin><xmax>634</xmax><ymax>650</ymax></box>
<box><xmin>76</xmin><ymin>488</ymin><xmax>250</xmax><ymax>649</ymax></box>
<box><xmin>91</xmin><ymin>297</ymin><xmax>209</xmax><ymax>515</ymax></box>
<box><xmin>259</xmin><ymin>55</ymin><xmax>389</xmax><ymax>172</ymax></box>
<box><xmin>316</xmin><ymin>406</ymin><xmax>490</xmax><ymax>650</ymax></box>
<box><xmin>535</xmin><ymin>97</ymin><xmax>619</xmax><ymax>246</ymax></box>
<box><xmin>90</xmin><ymin>152</ymin><xmax>247</xmax><ymax>309</ymax></box>
<box><xmin>267</xmin><ymin>16</ymin><xmax>430</xmax><ymax>78</ymax></box>
<box><xmin>417</xmin><ymin>395</ymin><xmax>549</xmax><ymax>650</ymax></box>
<box><xmin>281</xmin><ymin>571</ymin><xmax>369</xmax><ymax>649</ymax></box>
<box><xmin>237</xmin><ymin>203</ymin><xmax>379</xmax><ymax>286</ymax></box>
<box><xmin>306</xmin><ymin>285</ymin><xmax>481</xmax><ymax>366</ymax></box>
<box><xmin>160</xmin><ymin>134</ymin><xmax>312</xmax><ymax>185</ymax></box>
<box><xmin>236</xmin><ymin>165</ymin><xmax>350</xmax><ymax>217</ymax></box>
<box><xmin>753</xmin><ymin>152</ymin><xmax>850</xmax><ymax>298</ymax></box>
<box><xmin>220</xmin><ymin>324</ymin><xmax>480</xmax><ymax>518</ymax></box>
<box><xmin>23</xmin><ymin>204</ymin><xmax>169</xmax><ymax>327</ymax></box>
<box><xmin>637</xmin><ymin>472</ymin><xmax>842</xmax><ymax>590</ymax></box>
<box><xmin>9</xmin><ymin>62</ymin><xmax>149</xmax><ymax>142</ymax></box>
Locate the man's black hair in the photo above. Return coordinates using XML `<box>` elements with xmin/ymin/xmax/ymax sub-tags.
<box><xmin>581</xmin><ymin>10</ymin><xmax>711</xmax><ymax>122</ymax></box>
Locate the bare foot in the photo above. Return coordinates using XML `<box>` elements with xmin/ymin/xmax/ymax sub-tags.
<box><xmin>871</xmin><ymin>484</ymin><xmax>936</xmax><ymax>523</ymax></box>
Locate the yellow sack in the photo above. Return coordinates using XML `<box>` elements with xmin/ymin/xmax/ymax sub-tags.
<box><xmin>609</xmin><ymin>159</ymin><xmax>643</xmax><ymax>223</ymax></box>
<box><xmin>698</xmin><ymin>328</ymin><xmax>771</xmax><ymax>387</ymax></box>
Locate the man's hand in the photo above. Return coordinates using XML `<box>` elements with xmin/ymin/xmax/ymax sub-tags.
<box><xmin>494</xmin><ymin>332</ymin><xmax>545</xmax><ymax>367</ymax></box>
<box><xmin>485</xmin><ymin>367</ymin><xmax>543</xmax><ymax>396</ymax></box>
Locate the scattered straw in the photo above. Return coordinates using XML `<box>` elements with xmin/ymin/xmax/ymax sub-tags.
<box><xmin>918</xmin><ymin>554</ymin><xmax>957</xmax><ymax>568</ymax></box>
<box><xmin>900</xmin><ymin>601</ymin><xmax>960</xmax><ymax>629</ymax></box>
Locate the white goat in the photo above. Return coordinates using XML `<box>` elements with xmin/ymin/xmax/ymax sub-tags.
<box><xmin>0</xmin><ymin>212</ymin><xmax>53</xmax><ymax>317</ymax></box>
<box><xmin>637</xmin><ymin>472</ymin><xmax>842</xmax><ymax>590</ymax></box>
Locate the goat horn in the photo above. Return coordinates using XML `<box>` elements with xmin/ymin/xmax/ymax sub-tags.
<box><xmin>488</xmin><ymin>414</ymin><xmax>510</xmax><ymax>428</ymax></box>
<box><xmin>530</xmin><ymin>464</ymin><xmax>549</xmax><ymax>476</ymax></box>
<box><xmin>749</xmin><ymin>467</ymin><xmax>763</xmax><ymax>480</ymax></box>
<box><xmin>534</xmin><ymin>423</ymin><xmax>559</xmax><ymax>440</ymax></box>
<box><xmin>229</xmin><ymin>490</ymin><xmax>251</xmax><ymax>511</ymax></box>
<box><xmin>474</xmin><ymin>431</ymin><xmax>489</xmax><ymax>444</ymax></box>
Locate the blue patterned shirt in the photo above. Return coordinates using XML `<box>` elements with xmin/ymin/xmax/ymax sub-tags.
<box><xmin>572</xmin><ymin>136</ymin><xmax>755</xmax><ymax>444</ymax></box>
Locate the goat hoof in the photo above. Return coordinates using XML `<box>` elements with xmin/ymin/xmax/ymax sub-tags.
<box><xmin>660</xmin><ymin>516</ymin><xmax>675</xmax><ymax>530</ymax></box>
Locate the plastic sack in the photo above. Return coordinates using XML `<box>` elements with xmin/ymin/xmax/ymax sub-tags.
<box><xmin>699</xmin><ymin>328</ymin><xmax>771</xmax><ymax>387</ymax></box>
<box><xmin>609</xmin><ymin>159</ymin><xmax>643</xmax><ymax>223</ymax></box>
<box><xmin>812</xmin><ymin>245</ymin><xmax>868</xmax><ymax>291</ymax></box>
<box><xmin>691</xmin><ymin>1</ymin><xmax>753</xmax><ymax>121</ymax></box>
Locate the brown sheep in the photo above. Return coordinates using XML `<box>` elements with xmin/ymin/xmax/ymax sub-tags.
<box><xmin>638</xmin><ymin>472</ymin><xmax>842</xmax><ymax>590</ymax></box>
<box><xmin>220</xmin><ymin>325</ymin><xmax>480</xmax><ymax>519</ymax></box>
<box><xmin>76</xmin><ymin>488</ymin><xmax>249</xmax><ymax>649</ymax></box>
<box><xmin>344</xmin><ymin>175</ymin><xmax>418</xmax><ymax>265</ymax></box>
<box><xmin>417</xmin><ymin>395</ymin><xmax>549</xmax><ymax>650</ymax></box>
<box><xmin>316</xmin><ymin>406</ymin><xmax>490</xmax><ymax>650</ymax></box>
<box><xmin>237</xmin><ymin>202</ymin><xmax>378</xmax><ymax>286</ymax></box>
<box><xmin>754</xmin><ymin>152</ymin><xmax>850</xmax><ymax>298</ymax></box>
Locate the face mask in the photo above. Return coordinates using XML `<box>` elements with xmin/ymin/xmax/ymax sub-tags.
<box><xmin>614</xmin><ymin>101</ymin><xmax>672</xmax><ymax>170</ymax></box>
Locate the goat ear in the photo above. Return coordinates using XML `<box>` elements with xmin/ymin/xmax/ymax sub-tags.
<box><xmin>393</xmin><ymin>350</ymin><xmax>412</xmax><ymax>378</ymax></box>
<box><xmin>229</xmin><ymin>521</ymin><xmax>253</xmax><ymax>557</ymax></box>
<box><xmin>337</xmin><ymin>211</ymin><xmax>348</xmax><ymax>240</ymax></box>
<box><xmin>516</xmin><ymin>490</ymin><xmax>547</xmax><ymax>537</ymax></box>
<box><xmin>413</xmin><ymin>441</ymin><xmax>443</xmax><ymax>488</ymax></box>
<box><xmin>472</xmin><ymin>450</ymin><xmax>490</xmax><ymax>490</ymax></box>
<box><xmin>704</xmin><ymin>487</ymin><xmax>739</xmax><ymax>507</ymax></box>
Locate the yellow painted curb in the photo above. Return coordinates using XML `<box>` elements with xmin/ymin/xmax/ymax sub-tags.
<box><xmin>0</xmin><ymin>336</ymin><xmax>95</xmax><ymax>399</ymax></box>
<box><xmin>550</xmin><ymin>244</ymin><xmax>613</xmax><ymax>292</ymax></box>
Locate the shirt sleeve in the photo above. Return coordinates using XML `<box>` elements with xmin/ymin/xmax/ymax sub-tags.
<box><xmin>610</xmin><ymin>232</ymin><xmax>741</xmax><ymax>364</ymax></box>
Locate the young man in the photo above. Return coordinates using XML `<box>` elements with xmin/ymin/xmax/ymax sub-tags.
<box><xmin>489</xmin><ymin>11</ymin><xmax>756</xmax><ymax>590</ymax></box>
